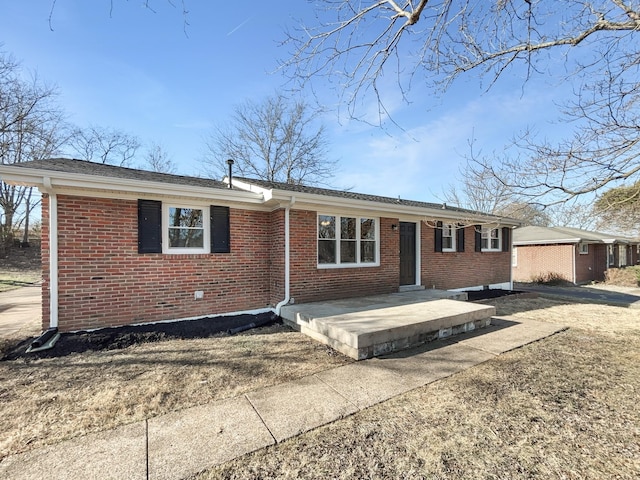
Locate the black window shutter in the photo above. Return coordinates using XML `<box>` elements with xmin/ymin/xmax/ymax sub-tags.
<box><xmin>434</xmin><ymin>221</ymin><xmax>443</xmax><ymax>252</ymax></box>
<box><xmin>474</xmin><ymin>225</ymin><xmax>482</xmax><ymax>252</ymax></box>
<box><xmin>210</xmin><ymin>206</ymin><xmax>230</xmax><ymax>253</ymax></box>
<box><xmin>456</xmin><ymin>224</ymin><xmax>465</xmax><ymax>252</ymax></box>
<box><xmin>138</xmin><ymin>199</ymin><xmax>162</xmax><ymax>254</ymax></box>
<box><xmin>502</xmin><ymin>227</ymin><xmax>511</xmax><ymax>252</ymax></box>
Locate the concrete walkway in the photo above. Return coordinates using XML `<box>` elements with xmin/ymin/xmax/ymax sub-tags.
<box><xmin>0</xmin><ymin>285</ymin><xmax>41</xmax><ymax>339</ymax></box>
<box><xmin>0</xmin><ymin>316</ymin><xmax>565</xmax><ymax>480</ymax></box>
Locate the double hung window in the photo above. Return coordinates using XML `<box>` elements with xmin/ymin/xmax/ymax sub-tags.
<box><xmin>481</xmin><ymin>227</ymin><xmax>501</xmax><ymax>251</ymax></box>
<box><xmin>442</xmin><ymin>224</ymin><xmax>454</xmax><ymax>251</ymax></box>
<box><xmin>318</xmin><ymin>215</ymin><xmax>378</xmax><ymax>267</ymax></box>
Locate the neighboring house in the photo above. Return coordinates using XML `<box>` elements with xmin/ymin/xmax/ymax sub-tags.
<box><xmin>512</xmin><ymin>225</ymin><xmax>639</xmax><ymax>284</ymax></box>
<box><xmin>0</xmin><ymin>158</ymin><xmax>519</xmax><ymax>333</ymax></box>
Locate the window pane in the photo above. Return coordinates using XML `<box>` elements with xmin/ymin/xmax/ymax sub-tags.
<box><xmin>170</xmin><ymin>207</ymin><xmax>203</xmax><ymax>228</ymax></box>
<box><xmin>481</xmin><ymin>238</ymin><xmax>488</xmax><ymax>249</ymax></box>
<box><xmin>341</xmin><ymin>217</ymin><xmax>356</xmax><ymax>240</ymax></box>
<box><xmin>361</xmin><ymin>241</ymin><xmax>376</xmax><ymax>263</ymax></box>
<box><xmin>443</xmin><ymin>237</ymin><xmax>453</xmax><ymax>249</ymax></box>
<box><xmin>169</xmin><ymin>228</ymin><xmax>204</xmax><ymax>248</ymax></box>
<box><xmin>491</xmin><ymin>238</ymin><xmax>499</xmax><ymax>249</ymax></box>
<box><xmin>318</xmin><ymin>240</ymin><xmax>336</xmax><ymax>264</ymax></box>
<box><xmin>318</xmin><ymin>215</ymin><xmax>335</xmax><ymax>239</ymax></box>
<box><xmin>340</xmin><ymin>240</ymin><xmax>356</xmax><ymax>263</ymax></box>
<box><xmin>361</xmin><ymin>218</ymin><xmax>375</xmax><ymax>239</ymax></box>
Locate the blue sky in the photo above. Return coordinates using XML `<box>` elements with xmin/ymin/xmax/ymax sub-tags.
<box><xmin>0</xmin><ymin>1</ymin><xmax>573</xmax><ymax>203</ymax></box>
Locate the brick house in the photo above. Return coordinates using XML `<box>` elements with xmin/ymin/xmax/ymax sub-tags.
<box><xmin>512</xmin><ymin>225</ymin><xmax>639</xmax><ymax>284</ymax></box>
<box><xmin>0</xmin><ymin>158</ymin><xmax>519</xmax><ymax>333</ymax></box>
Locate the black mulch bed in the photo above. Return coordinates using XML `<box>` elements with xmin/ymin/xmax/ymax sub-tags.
<box><xmin>3</xmin><ymin>312</ymin><xmax>281</xmax><ymax>361</ymax></box>
<box><xmin>464</xmin><ymin>289</ymin><xmax>526</xmax><ymax>301</ymax></box>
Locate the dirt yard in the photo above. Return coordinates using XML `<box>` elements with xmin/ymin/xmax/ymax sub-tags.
<box><xmin>1</xmin><ymin>289</ymin><xmax>639</xmax><ymax>478</ymax></box>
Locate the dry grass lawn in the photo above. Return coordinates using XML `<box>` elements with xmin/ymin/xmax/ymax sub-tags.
<box><xmin>195</xmin><ymin>297</ymin><xmax>640</xmax><ymax>480</ymax></box>
<box><xmin>0</xmin><ymin>246</ymin><xmax>41</xmax><ymax>292</ymax></box>
<box><xmin>0</xmin><ymin>325</ymin><xmax>352</xmax><ymax>459</ymax></box>
<box><xmin>1</xmin><ymin>294</ymin><xmax>639</xmax><ymax>479</ymax></box>
<box><xmin>0</xmin><ymin>269</ymin><xmax>41</xmax><ymax>293</ymax></box>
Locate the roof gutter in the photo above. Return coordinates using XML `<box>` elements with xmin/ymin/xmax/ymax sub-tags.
<box><xmin>0</xmin><ymin>165</ymin><xmax>265</xmax><ymax>204</ymax></box>
<box><xmin>228</xmin><ymin>179</ymin><xmax>521</xmax><ymax>226</ymax></box>
<box><xmin>275</xmin><ymin>196</ymin><xmax>296</xmax><ymax>316</ymax></box>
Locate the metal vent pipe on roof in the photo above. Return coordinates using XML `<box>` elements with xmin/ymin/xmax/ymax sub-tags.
<box><xmin>226</xmin><ymin>159</ymin><xmax>234</xmax><ymax>189</ymax></box>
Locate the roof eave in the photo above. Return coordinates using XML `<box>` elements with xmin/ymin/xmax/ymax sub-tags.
<box><xmin>513</xmin><ymin>238</ymin><xmax>581</xmax><ymax>245</ymax></box>
<box><xmin>0</xmin><ymin>166</ymin><xmax>265</xmax><ymax>204</ymax></box>
<box><xmin>264</xmin><ymin>188</ymin><xmax>520</xmax><ymax>225</ymax></box>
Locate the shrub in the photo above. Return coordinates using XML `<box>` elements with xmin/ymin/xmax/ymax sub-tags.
<box><xmin>530</xmin><ymin>272</ymin><xmax>570</xmax><ymax>286</ymax></box>
<box><xmin>604</xmin><ymin>266</ymin><xmax>640</xmax><ymax>287</ymax></box>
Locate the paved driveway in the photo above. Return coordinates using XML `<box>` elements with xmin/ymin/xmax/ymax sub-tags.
<box><xmin>0</xmin><ymin>286</ymin><xmax>42</xmax><ymax>339</ymax></box>
<box><xmin>516</xmin><ymin>283</ymin><xmax>640</xmax><ymax>308</ymax></box>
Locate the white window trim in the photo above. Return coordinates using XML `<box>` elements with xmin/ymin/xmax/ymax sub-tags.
<box><xmin>442</xmin><ymin>223</ymin><xmax>456</xmax><ymax>252</ymax></box>
<box><xmin>162</xmin><ymin>203</ymin><xmax>210</xmax><ymax>254</ymax></box>
<box><xmin>317</xmin><ymin>214</ymin><xmax>380</xmax><ymax>269</ymax></box>
<box><xmin>578</xmin><ymin>243</ymin><xmax>589</xmax><ymax>255</ymax></box>
<box><xmin>619</xmin><ymin>244</ymin><xmax>628</xmax><ymax>266</ymax></box>
<box><xmin>481</xmin><ymin>227</ymin><xmax>502</xmax><ymax>252</ymax></box>
<box><xmin>512</xmin><ymin>246</ymin><xmax>518</xmax><ymax>267</ymax></box>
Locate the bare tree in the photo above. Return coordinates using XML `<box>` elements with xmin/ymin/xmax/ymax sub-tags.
<box><xmin>283</xmin><ymin>1</ymin><xmax>640</xmax><ymax>203</ymax></box>
<box><xmin>140</xmin><ymin>141</ymin><xmax>176</xmax><ymax>173</ymax></box>
<box><xmin>443</xmin><ymin>162</ymin><xmax>551</xmax><ymax>225</ymax></box>
<box><xmin>69</xmin><ymin>125</ymin><xmax>140</xmax><ymax>166</ymax></box>
<box><xmin>443</xmin><ymin>162</ymin><xmax>515</xmax><ymax>216</ymax></box>
<box><xmin>202</xmin><ymin>95</ymin><xmax>335</xmax><ymax>185</ymax></box>
<box><xmin>0</xmin><ymin>52</ymin><xmax>67</xmax><ymax>250</ymax></box>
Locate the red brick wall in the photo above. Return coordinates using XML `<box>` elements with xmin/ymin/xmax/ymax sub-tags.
<box><xmin>42</xmin><ymin>197</ymin><xmax>518</xmax><ymax>331</ymax></box>
<box><xmin>45</xmin><ymin>195</ymin><xmax>272</xmax><ymax>332</ymax></box>
<box><xmin>288</xmin><ymin>210</ymin><xmax>399</xmax><ymax>303</ymax></box>
<box><xmin>421</xmin><ymin>225</ymin><xmax>512</xmax><ymax>290</ymax></box>
<box><xmin>512</xmin><ymin>244</ymin><xmax>575</xmax><ymax>283</ymax></box>
<box><xmin>575</xmin><ymin>244</ymin><xmax>607</xmax><ymax>283</ymax></box>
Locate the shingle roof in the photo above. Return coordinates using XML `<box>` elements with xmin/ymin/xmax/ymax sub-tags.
<box><xmin>7</xmin><ymin>158</ymin><xmax>514</xmax><ymax>221</ymax></box>
<box><xmin>233</xmin><ymin>177</ymin><xmax>492</xmax><ymax>217</ymax></box>
<box><xmin>513</xmin><ymin>225</ymin><xmax>637</xmax><ymax>244</ymax></box>
<box><xmin>13</xmin><ymin>158</ymin><xmax>229</xmax><ymax>190</ymax></box>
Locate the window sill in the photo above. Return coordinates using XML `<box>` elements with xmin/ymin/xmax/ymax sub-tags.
<box><xmin>163</xmin><ymin>248</ymin><xmax>209</xmax><ymax>255</ymax></box>
<box><xmin>317</xmin><ymin>262</ymin><xmax>380</xmax><ymax>269</ymax></box>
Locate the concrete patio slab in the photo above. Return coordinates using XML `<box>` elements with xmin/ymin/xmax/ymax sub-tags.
<box><xmin>246</xmin><ymin>375</ymin><xmax>358</xmax><ymax>442</ymax></box>
<box><xmin>457</xmin><ymin>317</ymin><xmax>567</xmax><ymax>355</ymax></box>
<box><xmin>0</xmin><ymin>421</ymin><xmax>146</xmax><ymax>480</ymax></box>
<box><xmin>282</xmin><ymin>291</ymin><xmax>495</xmax><ymax>360</ymax></box>
<box><xmin>147</xmin><ymin>396</ymin><xmax>275</xmax><ymax>480</ymax></box>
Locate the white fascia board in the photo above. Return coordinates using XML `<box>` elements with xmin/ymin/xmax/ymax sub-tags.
<box><xmin>513</xmin><ymin>238</ymin><xmax>582</xmax><ymax>245</ymax></box>
<box><xmin>225</xmin><ymin>177</ymin><xmax>521</xmax><ymax>225</ymax></box>
<box><xmin>263</xmin><ymin>191</ymin><xmax>519</xmax><ymax>225</ymax></box>
<box><xmin>0</xmin><ymin>167</ymin><xmax>265</xmax><ymax>205</ymax></box>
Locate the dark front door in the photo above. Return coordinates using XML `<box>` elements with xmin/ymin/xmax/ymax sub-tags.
<box><xmin>399</xmin><ymin>222</ymin><xmax>416</xmax><ymax>286</ymax></box>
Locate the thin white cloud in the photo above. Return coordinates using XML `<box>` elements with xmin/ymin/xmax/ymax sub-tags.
<box><xmin>227</xmin><ymin>18</ymin><xmax>252</xmax><ymax>36</ymax></box>
<box><xmin>332</xmin><ymin>86</ymin><xmax>565</xmax><ymax>202</ymax></box>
